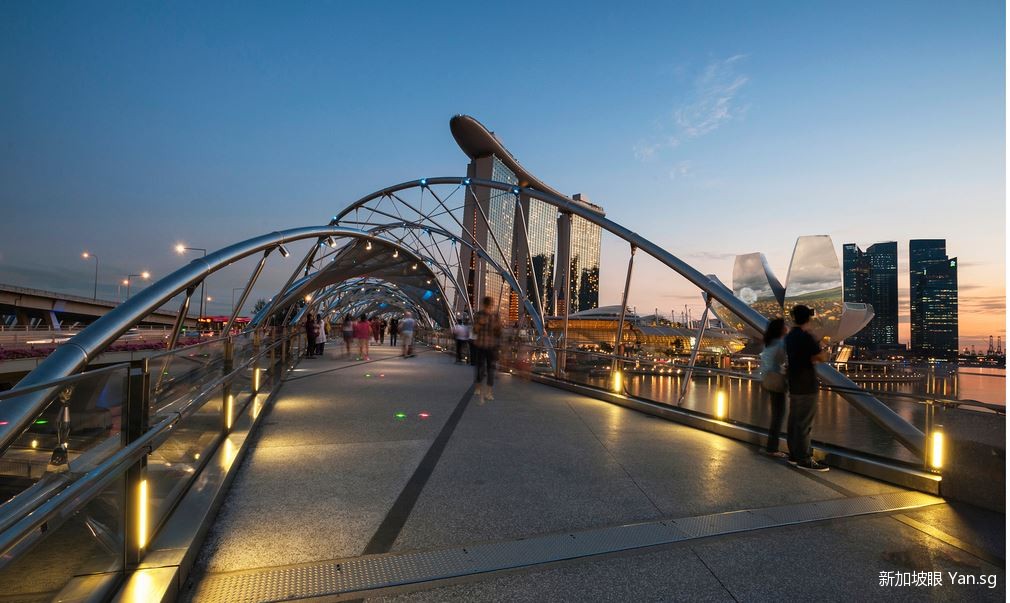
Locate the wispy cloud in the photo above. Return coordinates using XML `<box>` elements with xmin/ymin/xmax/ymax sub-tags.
<box><xmin>634</xmin><ymin>55</ymin><xmax>749</xmax><ymax>164</ymax></box>
<box><xmin>674</xmin><ymin>54</ymin><xmax>749</xmax><ymax>137</ymax></box>
<box><xmin>668</xmin><ymin>160</ymin><xmax>694</xmax><ymax>180</ymax></box>
<box><xmin>686</xmin><ymin>250</ymin><xmax>738</xmax><ymax>261</ymax></box>
<box><xmin>961</xmin><ymin>295</ymin><xmax>1006</xmax><ymax>313</ymax></box>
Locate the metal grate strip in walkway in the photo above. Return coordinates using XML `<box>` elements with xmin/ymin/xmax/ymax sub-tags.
<box><xmin>191</xmin><ymin>490</ymin><xmax>943</xmax><ymax>602</ymax></box>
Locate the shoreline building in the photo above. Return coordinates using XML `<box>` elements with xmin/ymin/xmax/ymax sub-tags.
<box><xmin>842</xmin><ymin>242</ymin><xmax>898</xmax><ymax>350</ymax></box>
<box><xmin>909</xmin><ymin>239</ymin><xmax>958</xmax><ymax>360</ymax></box>
<box><xmin>450</xmin><ymin>115</ymin><xmax>603</xmax><ymax>324</ymax></box>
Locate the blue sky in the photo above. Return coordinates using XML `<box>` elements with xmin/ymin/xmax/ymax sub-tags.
<box><xmin>1</xmin><ymin>1</ymin><xmax>1004</xmax><ymax>346</ymax></box>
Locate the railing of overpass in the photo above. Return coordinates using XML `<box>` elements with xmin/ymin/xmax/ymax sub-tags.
<box><xmin>0</xmin><ymin>328</ymin><xmax>305</xmax><ymax>600</ymax></box>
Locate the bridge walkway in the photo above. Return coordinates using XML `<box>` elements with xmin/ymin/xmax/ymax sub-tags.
<box><xmin>182</xmin><ymin>343</ymin><xmax>1004</xmax><ymax>602</ymax></box>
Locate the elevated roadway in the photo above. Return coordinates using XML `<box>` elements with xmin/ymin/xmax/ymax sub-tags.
<box><xmin>0</xmin><ymin>283</ymin><xmax>197</xmax><ymax>329</ymax></box>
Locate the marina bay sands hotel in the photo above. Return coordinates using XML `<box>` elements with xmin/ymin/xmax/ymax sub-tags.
<box><xmin>450</xmin><ymin>115</ymin><xmax>604</xmax><ymax>323</ymax></box>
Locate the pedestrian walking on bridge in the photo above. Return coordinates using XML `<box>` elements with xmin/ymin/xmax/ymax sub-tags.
<box><xmin>472</xmin><ymin>297</ymin><xmax>502</xmax><ymax>403</ymax></box>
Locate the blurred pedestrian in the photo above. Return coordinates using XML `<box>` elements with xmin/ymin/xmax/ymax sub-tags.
<box><xmin>315</xmin><ymin>315</ymin><xmax>327</xmax><ymax>357</ymax></box>
<box><xmin>452</xmin><ymin>319</ymin><xmax>469</xmax><ymax>364</ymax></box>
<box><xmin>472</xmin><ymin>297</ymin><xmax>502</xmax><ymax>403</ymax></box>
<box><xmin>353</xmin><ymin>314</ymin><xmax>371</xmax><ymax>360</ymax></box>
<box><xmin>760</xmin><ymin>318</ymin><xmax>788</xmax><ymax>458</ymax></box>
<box><xmin>468</xmin><ymin>318</ymin><xmax>477</xmax><ymax>366</ymax></box>
<box><xmin>399</xmin><ymin>311</ymin><xmax>416</xmax><ymax>357</ymax></box>
<box><xmin>342</xmin><ymin>314</ymin><xmax>354</xmax><ymax>357</ymax></box>
<box><xmin>389</xmin><ymin>317</ymin><xmax>399</xmax><ymax>347</ymax></box>
<box><xmin>305</xmin><ymin>314</ymin><xmax>318</xmax><ymax>358</ymax></box>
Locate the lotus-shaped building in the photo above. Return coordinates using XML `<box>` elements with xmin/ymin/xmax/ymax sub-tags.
<box><xmin>712</xmin><ymin>235</ymin><xmax>873</xmax><ymax>344</ymax></box>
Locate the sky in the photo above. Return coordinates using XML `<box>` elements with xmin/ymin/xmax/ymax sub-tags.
<box><xmin>0</xmin><ymin>1</ymin><xmax>1004</xmax><ymax>349</ymax></box>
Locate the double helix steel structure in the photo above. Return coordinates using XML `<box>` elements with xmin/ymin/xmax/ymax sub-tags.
<box><xmin>0</xmin><ymin>115</ymin><xmax>964</xmax><ymax>602</ymax></box>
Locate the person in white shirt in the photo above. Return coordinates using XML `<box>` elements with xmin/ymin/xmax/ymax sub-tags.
<box><xmin>452</xmin><ymin>320</ymin><xmax>470</xmax><ymax>363</ymax></box>
<box><xmin>315</xmin><ymin>316</ymin><xmax>327</xmax><ymax>357</ymax></box>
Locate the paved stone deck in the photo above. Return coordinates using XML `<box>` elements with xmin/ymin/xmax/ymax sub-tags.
<box><xmin>183</xmin><ymin>344</ymin><xmax>1004</xmax><ymax>602</ymax></box>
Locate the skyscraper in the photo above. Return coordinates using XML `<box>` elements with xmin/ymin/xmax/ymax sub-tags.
<box><xmin>909</xmin><ymin>239</ymin><xmax>958</xmax><ymax>360</ymax></box>
<box><xmin>842</xmin><ymin>242</ymin><xmax>898</xmax><ymax>349</ymax></box>
<box><xmin>842</xmin><ymin>244</ymin><xmax>871</xmax><ymax>347</ymax></box>
<box><xmin>451</xmin><ymin>115</ymin><xmax>603</xmax><ymax>324</ymax></box>
<box><xmin>567</xmin><ymin>194</ymin><xmax>602</xmax><ymax>314</ymax></box>
<box><xmin>866</xmin><ymin>242</ymin><xmax>898</xmax><ymax>346</ymax></box>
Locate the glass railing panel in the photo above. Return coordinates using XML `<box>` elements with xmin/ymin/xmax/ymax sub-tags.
<box><xmin>535</xmin><ymin>347</ymin><xmax>937</xmax><ymax>465</ymax></box>
<box><xmin>0</xmin><ymin>365</ymin><xmax>129</xmax><ymax>504</ymax></box>
<box><xmin>0</xmin><ymin>473</ymin><xmax>124</xmax><ymax>601</ymax></box>
<box><xmin>147</xmin><ymin>383</ymin><xmax>225</xmax><ymax>531</ymax></box>
<box><xmin>149</xmin><ymin>338</ymin><xmax>227</xmax><ymax>419</ymax></box>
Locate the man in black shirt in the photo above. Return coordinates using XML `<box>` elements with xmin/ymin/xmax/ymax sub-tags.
<box><xmin>785</xmin><ymin>304</ymin><xmax>829</xmax><ymax>471</ymax></box>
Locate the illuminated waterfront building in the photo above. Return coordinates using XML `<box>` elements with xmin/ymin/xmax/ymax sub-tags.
<box><xmin>843</xmin><ymin>241</ymin><xmax>898</xmax><ymax>349</ymax></box>
<box><xmin>909</xmin><ymin>239</ymin><xmax>958</xmax><ymax>360</ymax></box>
<box><xmin>451</xmin><ymin>115</ymin><xmax>603</xmax><ymax>324</ymax></box>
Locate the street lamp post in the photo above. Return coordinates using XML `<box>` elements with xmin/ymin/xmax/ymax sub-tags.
<box><xmin>81</xmin><ymin>252</ymin><xmax>99</xmax><ymax>300</ymax></box>
<box><xmin>125</xmin><ymin>272</ymin><xmax>150</xmax><ymax>299</ymax></box>
<box><xmin>176</xmin><ymin>245</ymin><xmax>208</xmax><ymax>318</ymax></box>
<box><xmin>232</xmin><ymin>287</ymin><xmax>245</xmax><ymax>312</ymax></box>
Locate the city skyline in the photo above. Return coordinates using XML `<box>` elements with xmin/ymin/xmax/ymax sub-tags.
<box><xmin>0</xmin><ymin>2</ymin><xmax>1003</xmax><ymax>349</ymax></box>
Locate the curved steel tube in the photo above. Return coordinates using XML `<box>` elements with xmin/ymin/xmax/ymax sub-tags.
<box><xmin>1</xmin><ymin>226</ymin><xmax>428</xmax><ymax>453</ymax></box>
<box><xmin>351</xmin><ymin>220</ymin><xmax>558</xmax><ymax>371</ymax></box>
<box><xmin>265</xmin><ymin>239</ymin><xmax>453</xmax><ymax>328</ymax></box>
<box><xmin>335</xmin><ymin>177</ymin><xmax>924</xmax><ymax>455</ymax></box>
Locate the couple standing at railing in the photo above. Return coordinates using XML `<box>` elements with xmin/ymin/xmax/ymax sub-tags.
<box><xmin>760</xmin><ymin>304</ymin><xmax>830</xmax><ymax>472</ymax></box>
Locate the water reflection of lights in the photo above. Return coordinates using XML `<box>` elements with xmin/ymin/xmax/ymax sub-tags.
<box><xmin>715</xmin><ymin>390</ymin><xmax>727</xmax><ymax>420</ymax></box>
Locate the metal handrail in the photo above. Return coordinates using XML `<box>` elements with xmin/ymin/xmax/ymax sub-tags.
<box><xmin>0</xmin><ymin>333</ymin><xmax>293</xmax><ymax>565</ymax></box>
<box><xmin>525</xmin><ymin>344</ymin><xmax>1006</xmax><ymax>414</ymax></box>
<box><xmin>1</xmin><ymin>226</ymin><xmax>433</xmax><ymax>456</ymax></box>
<box><xmin>0</xmin><ymin>361</ymin><xmax>131</xmax><ymax>400</ymax></box>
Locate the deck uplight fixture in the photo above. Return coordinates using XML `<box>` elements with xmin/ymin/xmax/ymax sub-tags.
<box><xmin>137</xmin><ymin>478</ymin><xmax>149</xmax><ymax>549</ymax></box>
<box><xmin>930</xmin><ymin>427</ymin><xmax>944</xmax><ymax>470</ymax></box>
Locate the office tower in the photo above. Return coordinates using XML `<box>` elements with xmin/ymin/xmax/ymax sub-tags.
<box><xmin>842</xmin><ymin>242</ymin><xmax>898</xmax><ymax>349</ymax></box>
<box><xmin>842</xmin><ymin>244</ymin><xmax>872</xmax><ymax>347</ymax></box>
<box><xmin>909</xmin><ymin>239</ymin><xmax>958</xmax><ymax>360</ymax></box>
<box><xmin>866</xmin><ymin>242</ymin><xmax>898</xmax><ymax>345</ymax></box>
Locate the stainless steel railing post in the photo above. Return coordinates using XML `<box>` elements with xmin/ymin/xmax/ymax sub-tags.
<box><xmin>222</xmin><ymin>338</ymin><xmax>234</xmax><ymax>433</ymax></box>
<box><xmin>124</xmin><ymin>358</ymin><xmax>150</xmax><ymax>567</ymax></box>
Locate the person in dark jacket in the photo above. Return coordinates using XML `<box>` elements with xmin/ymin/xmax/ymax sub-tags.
<box><xmin>304</xmin><ymin>314</ymin><xmax>318</xmax><ymax>358</ymax></box>
<box><xmin>785</xmin><ymin>305</ymin><xmax>829</xmax><ymax>471</ymax></box>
